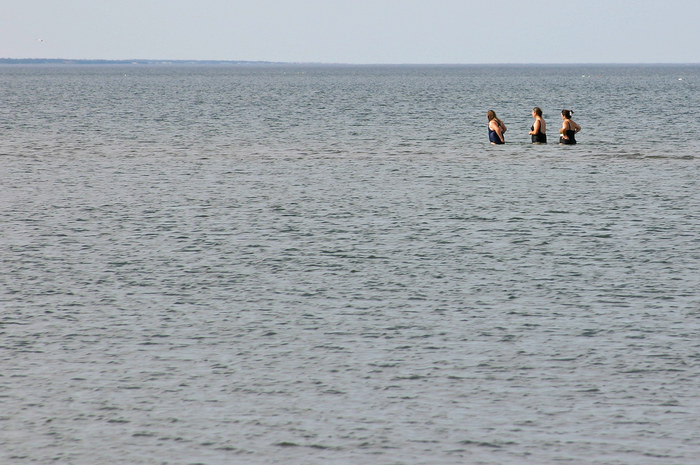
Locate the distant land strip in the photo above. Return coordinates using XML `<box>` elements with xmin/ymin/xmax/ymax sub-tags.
<box><xmin>0</xmin><ymin>58</ymin><xmax>282</xmax><ymax>65</ymax></box>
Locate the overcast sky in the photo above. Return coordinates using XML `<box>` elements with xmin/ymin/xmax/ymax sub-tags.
<box><xmin>1</xmin><ymin>0</ymin><xmax>698</xmax><ymax>64</ymax></box>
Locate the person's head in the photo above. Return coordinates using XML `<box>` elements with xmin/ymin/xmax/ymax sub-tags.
<box><xmin>532</xmin><ymin>107</ymin><xmax>542</xmax><ymax>117</ymax></box>
<box><xmin>487</xmin><ymin>110</ymin><xmax>497</xmax><ymax>121</ymax></box>
<box><xmin>561</xmin><ymin>109</ymin><xmax>573</xmax><ymax>119</ymax></box>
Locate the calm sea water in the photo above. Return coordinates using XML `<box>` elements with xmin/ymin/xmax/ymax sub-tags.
<box><xmin>1</xmin><ymin>64</ymin><xmax>699</xmax><ymax>465</ymax></box>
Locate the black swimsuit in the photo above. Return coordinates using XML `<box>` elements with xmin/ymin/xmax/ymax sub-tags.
<box><xmin>559</xmin><ymin>129</ymin><xmax>576</xmax><ymax>145</ymax></box>
<box><xmin>489</xmin><ymin>128</ymin><xmax>504</xmax><ymax>144</ymax></box>
<box><xmin>531</xmin><ymin>125</ymin><xmax>547</xmax><ymax>143</ymax></box>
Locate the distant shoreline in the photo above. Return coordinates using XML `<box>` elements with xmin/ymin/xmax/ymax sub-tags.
<box><xmin>0</xmin><ymin>58</ymin><xmax>697</xmax><ymax>66</ymax></box>
<box><xmin>0</xmin><ymin>58</ymin><xmax>283</xmax><ymax>65</ymax></box>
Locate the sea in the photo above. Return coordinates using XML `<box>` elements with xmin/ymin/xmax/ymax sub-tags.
<box><xmin>1</xmin><ymin>64</ymin><xmax>699</xmax><ymax>465</ymax></box>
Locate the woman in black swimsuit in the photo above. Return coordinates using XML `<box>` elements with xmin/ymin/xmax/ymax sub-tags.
<box><xmin>487</xmin><ymin>110</ymin><xmax>507</xmax><ymax>144</ymax></box>
<box><xmin>529</xmin><ymin>107</ymin><xmax>547</xmax><ymax>143</ymax></box>
<box><xmin>559</xmin><ymin>109</ymin><xmax>581</xmax><ymax>144</ymax></box>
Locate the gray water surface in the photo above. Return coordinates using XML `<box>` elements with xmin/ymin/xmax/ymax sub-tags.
<box><xmin>1</xmin><ymin>65</ymin><xmax>699</xmax><ymax>465</ymax></box>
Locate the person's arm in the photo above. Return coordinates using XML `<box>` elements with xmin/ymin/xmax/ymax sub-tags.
<box><xmin>529</xmin><ymin>120</ymin><xmax>540</xmax><ymax>135</ymax></box>
<box><xmin>572</xmin><ymin>121</ymin><xmax>581</xmax><ymax>133</ymax></box>
<box><xmin>560</xmin><ymin>121</ymin><xmax>569</xmax><ymax>139</ymax></box>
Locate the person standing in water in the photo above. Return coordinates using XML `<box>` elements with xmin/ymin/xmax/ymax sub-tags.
<box><xmin>559</xmin><ymin>109</ymin><xmax>581</xmax><ymax>144</ymax></box>
<box><xmin>529</xmin><ymin>107</ymin><xmax>547</xmax><ymax>143</ymax></box>
<box><xmin>487</xmin><ymin>110</ymin><xmax>507</xmax><ymax>144</ymax></box>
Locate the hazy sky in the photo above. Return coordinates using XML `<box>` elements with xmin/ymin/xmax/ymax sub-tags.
<box><xmin>1</xmin><ymin>0</ymin><xmax>698</xmax><ymax>64</ymax></box>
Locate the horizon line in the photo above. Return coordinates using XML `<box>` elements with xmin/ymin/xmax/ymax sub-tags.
<box><xmin>1</xmin><ymin>58</ymin><xmax>698</xmax><ymax>66</ymax></box>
